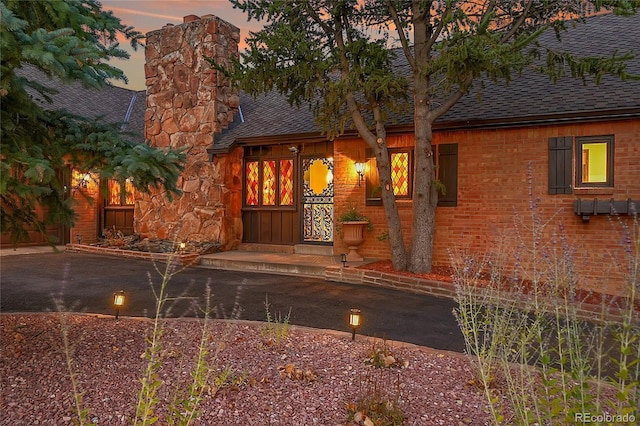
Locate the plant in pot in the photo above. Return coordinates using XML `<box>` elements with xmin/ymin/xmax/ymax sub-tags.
<box><xmin>337</xmin><ymin>206</ymin><xmax>371</xmax><ymax>262</ymax></box>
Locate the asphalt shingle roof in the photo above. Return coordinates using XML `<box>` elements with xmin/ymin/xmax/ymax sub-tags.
<box><xmin>19</xmin><ymin>65</ymin><xmax>146</xmax><ymax>142</ymax></box>
<box><xmin>215</xmin><ymin>12</ymin><xmax>640</xmax><ymax>150</ymax></box>
<box><xmin>441</xmin><ymin>13</ymin><xmax>640</xmax><ymax>125</ymax></box>
<box><xmin>226</xmin><ymin>91</ymin><xmax>319</xmax><ymax>140</ymax></box>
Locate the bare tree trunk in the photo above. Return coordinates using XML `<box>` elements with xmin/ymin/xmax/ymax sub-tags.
<box><xmin>408</xmin><ymin>122</ymin><xmax>437</xmax><ymax>273</ymax></box>
<box><xmin>371</xmin><ymin>106</ymin><xmax>408</xmax><ymax>270</ymax></box>
<box><xmin>373</xmin><ymin>138</ymin><xmax>408</xmax><ymax>270</ymax></box>
<box><xmin>351</xmin><ymin>108</ymin><xmax>408</xmax><ymax>271</ymax></box>
<box><xmin>335</xmin><ymin>13</ymin><xmax>409</xmax><ymax>270</ymax></box>
<box><xmin>408</xmin><ymin>0</ymin><xmax>438</xmax><ymax>273</ymax></box>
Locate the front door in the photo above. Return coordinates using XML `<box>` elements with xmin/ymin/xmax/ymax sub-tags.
<box><xmin>302</xmin><ymin>157</ymin><xmax>334</xmax><ymax>243</ymax></box>
<box><xmin>241</xmin><ymin>142</ymin><xmax>333</xmax><ymax>245</ymax></box>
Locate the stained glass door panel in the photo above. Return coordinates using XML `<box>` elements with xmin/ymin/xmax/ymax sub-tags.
<box><xmin>302</xmin><ymin>157</ymin><xmax>333</xmax><ymax>242</ymax></box>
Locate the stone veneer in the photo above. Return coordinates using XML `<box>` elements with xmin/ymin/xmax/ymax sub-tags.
<box><xmin>135</xmin><ymin>14</ymin><xmax>243</xmax><ymax>249</ymax></box>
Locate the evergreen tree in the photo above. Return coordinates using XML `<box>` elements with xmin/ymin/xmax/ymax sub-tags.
<box><xmin>1</xmin><ymin>0</ymin><xmax>185</xmax><ymax>245</ymax></box>
<box><xmin>229</xmin><ymin>0</ymin><xmax>637</xmax><ymax>272</ymax></box>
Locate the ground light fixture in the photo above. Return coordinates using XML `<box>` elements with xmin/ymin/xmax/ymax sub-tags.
<box><xmin>179</xmin><ymin>241</ymin><xmax>186</xmax><ymax>252</ymax></box>
<box><xmin>113</xmin><ymin>290</ymin><xmax>126</xmax><ymax>320</ymax></box>
<box><xmin>341</xmin><ymin>253</ymin><xmax>348</xmax><ymax>268</ymax></box>
<box><xmin>349</xmin><ymin>308</ymin><xmax>362</xmax><ymax>341</ymax></box>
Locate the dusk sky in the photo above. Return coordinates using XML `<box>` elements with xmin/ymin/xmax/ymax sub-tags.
<box><xmin>101</xmin><ymin>0</ymin><xmax>264</xmax><ymax>91</ymax></box>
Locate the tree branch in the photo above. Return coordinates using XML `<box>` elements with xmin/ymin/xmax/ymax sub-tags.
<box><xmin>425</xmin><ymin>4</ymin><xmax>451</xmax><ymax>53</ymax></box>
<box><xmin>304</xmin><ymin>3</ymin><xmax>334</xmax><ymax>36</ymax></box>
<box><xmin>501</xmin><ymin>0</ymin><xmax>533</xmax><ymax>42</ymax></box>
<box><xmin>429</xmin><ymin>75</ymin><xmax>473</xmax><ymax>121</ymax></box>
<box><xmin>333</xmin><ymin>10</ymin><xmax>377</xmax><ymax>147</ymax></box>
<box><xmin>386</xmin><ymin>0</ymin><xmax>415</xmax><ymax>70</ymax></box>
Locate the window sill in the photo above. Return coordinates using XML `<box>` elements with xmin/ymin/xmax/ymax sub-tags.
<box><xmin>573</xmin><ymin>188</ymin><xmax>614</xmax><ymax>196</ymax></box>
<box><xmin>365</xmin><ymin>198</ymin><xmax>414</xmax><ymax>207</ymax></box>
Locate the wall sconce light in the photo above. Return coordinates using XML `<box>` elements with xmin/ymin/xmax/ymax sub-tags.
<box><xmin>179</xmin><ymin>241</ymin><xmax>186</xmax><ymax>252</ymax></box>
<box><xmin>113</xmin><ymin>290</ymin><xmax>126</xmax><ymax>320</ymax></box>
<box><xmin>341</xmin><ymin>253</ymin><xmax>348</xmax><ymax>268</ymax></box>
<box><xmin>349</xmin><ymin>308</ymin><xmax>362</xmax><ymax>341</ymax></box>
<box><xmin>354</xmin><ymin>162</ymin><xmax>365</xmax><ymax>186</ymax></box>
<box><xmin>72</xmin><ymin>171</ymin><xmax>93</xmax><ymax>192</ymax></box>
<box><xmin>81</xmin><ymin>173</ymin><xmax>91</xmax><ymax>188</ymax></box>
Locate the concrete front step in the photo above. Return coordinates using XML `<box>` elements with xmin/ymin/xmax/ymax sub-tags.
<box><xmin>294</xmin><ymin>244</ymin><xmax>333</xmax><ymax>256</ymax></box>
<box><xmin>237</xmin><ymin>243</ymin><xmax>334</xmax><ymax>256</ymax></box>
<box><xmin>237</xmin><ymin>243</ymin><xmax>294</xmax><ymax>254</ymax></box>
<box><xmin>199</xmin><ymin>250</ymin><xmax>342</xmax><ymax>277</ymax></box>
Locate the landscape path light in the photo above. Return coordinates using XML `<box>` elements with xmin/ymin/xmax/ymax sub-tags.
<box><xmin>341</xmin><ymin>253</ymin><xmax>348</xmax><ymax>268</ymax></box>
<box><xmin>349</xmin><ymin>308</ymin><xmax>362</xmax><ymax>341</ymax></box>
<box><xmin>113</xmin><ymin>290</ymin><xmax>126</xmax><ymax>320</ymax></box>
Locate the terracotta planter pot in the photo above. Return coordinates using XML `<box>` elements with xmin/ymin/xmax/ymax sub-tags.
<box><xmin>341</xmin><ymin>221</ymin><xmax>368</xmax><ymax>262</ymax></box>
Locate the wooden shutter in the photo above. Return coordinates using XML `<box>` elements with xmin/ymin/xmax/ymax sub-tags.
<box><xmin>438</xmin><ymin>143</ymin><xmax>458</xmax><ymax>207</ymax></box>
<box><xmin>548</xmin><ymin>137</ymin><xmax>573</xmax><ymax>194</ymax></box>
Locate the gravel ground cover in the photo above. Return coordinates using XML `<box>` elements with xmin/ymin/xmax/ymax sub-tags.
<box><xmin>1</xmin><ymin>313</ymin><xmax>491</xmax><ymax>425</ymax></box>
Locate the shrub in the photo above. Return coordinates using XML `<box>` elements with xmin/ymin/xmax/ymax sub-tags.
<box><xmin>55</xmin><ymin>247</ymin><xmax>242</xmax><ymax>426</ymax></box>
<box><xmin>346</xmin><ymin>368</ymin><xmax>405</xmax><ymax>426</ymax></box>
<box><xmin>453</xmin><ymin>173</ymin><xmax>639</xmax><ymax>425</ymax></box>
<box><xmin>261</xmin><ymin>295</ymin><xmax>292</xmax><ymax>346</ymax></box>
<box><xmin>364</xmin><ymin>339</ymin><xmax>406</xmax><ymax>369</ymax></box>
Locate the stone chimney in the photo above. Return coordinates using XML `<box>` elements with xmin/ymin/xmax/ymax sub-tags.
<box><xmin>135</xmin><ymin>15</ymin><xmax>243</xmax><ymax>248</ymax></box>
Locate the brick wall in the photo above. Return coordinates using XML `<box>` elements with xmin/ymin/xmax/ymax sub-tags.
<box><xmin>333</xmin><ymin>119</ymin><xmax>640</xmax><ymax>295</ymax></box>
<box><xmin>70</xmin><ymin>175</ymin><xmax>100</xmax><ymax>244</ymax></box>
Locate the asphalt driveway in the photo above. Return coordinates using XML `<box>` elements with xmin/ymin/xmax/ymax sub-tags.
<box><xmin>0</xmin><ymin>251</ymin><xmax>464</xmax><ymax>352</ymax></box>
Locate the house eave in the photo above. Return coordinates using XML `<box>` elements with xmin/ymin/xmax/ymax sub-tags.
<box><xmin>207</xmin><ymin>143</ymin><xmax>238</xmax><ymax>158</ymax></box>
<box><xmin>208</xmin><ymin>107</ymin><xmax>640</xmax><ymax>159</ymax></box>
<box><xmin>237</xmin><ymin>132</ymin><xmax>328</xmax><ymax>146</ymax></box>
<box><xmin>431</xmin><ymin>107</ymin><xmax>640</xmax><ymax>132</ymax></box>
<box><xmin>208</xmin><ymin>132</ymin><xmax>327</xmax><ymax>159</ymax></box>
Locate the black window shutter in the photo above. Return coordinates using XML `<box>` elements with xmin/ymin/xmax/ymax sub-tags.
<box><xmin>438</xmin><ymin>143</ymin><xmax>458</xmax><ymax>207</ymax></box>
<box><xmin>548</xmin><ymin>137</ymin><xmax>573</xmax><ymax>194</ymax></box>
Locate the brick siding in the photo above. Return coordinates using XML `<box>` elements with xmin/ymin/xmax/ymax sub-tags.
<box><xmin>69</xmin><ymin>180</ymin><xmax>100</xmax><ymax>244</ymax></box>
<box><xmin>333</xmin><ymin>119</ymin><xmax>640</xmax><ymax>296</ymax></box>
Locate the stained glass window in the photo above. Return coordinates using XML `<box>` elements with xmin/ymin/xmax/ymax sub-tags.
<box><xmin>365</xmin><ymin>150</ymin><xmax>412</xmax><ymax>204</ymax></box>
<box><xmin>108</xmin><ymin>180</ymin><xmax>121</xmax><ymax>205</ymax></box>
<box><xmin>246</xmin><ymin>161</ymin><xmax>259</xmax><ymax>205</ymax></box>
<box><xmin>124</xmin><ymin>179</ymin><xmax>135</xmax><ymax>205</ymax></box>
<box><xmin>390</xmin><ymin>152</ymin><xmax>409</xmax><ymax>196</ymax></box>
<box><xmin>280</xmin><ymin>159</ymin><xmax>294</xmax><ymax>206</ymax></box>
<box><xmin>262</xmin><ymin>160</ymin><xmax>276</xmax><ymax>206</ymax></box>
<box><xmin>245</xmin><ymin>156</ymin><xmax>296</xmax><ymax>208</ymax></box>
<box><xmin>107</xmin><ymin>179</ymin><xmax>135</xmax><ymax>206</ymax></box>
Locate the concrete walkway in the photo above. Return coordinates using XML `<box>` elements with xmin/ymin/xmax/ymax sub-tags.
<box><xmin>199</xmin><ymin>249</ymin><xmax>352</xmax><ymax>277</ymax></box>
<box><xmin>0</xmin><ymin>245</ymin><xmax>67</xmax><ymax>256</ymax></box>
